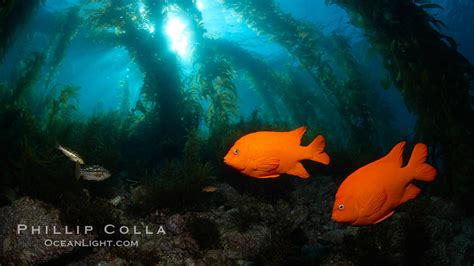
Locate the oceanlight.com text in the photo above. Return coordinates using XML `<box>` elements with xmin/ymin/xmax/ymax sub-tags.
<box><xmin>44</xmin><ymin>239</ymin><xmax>139</xmax><ymax>248</ymax></box>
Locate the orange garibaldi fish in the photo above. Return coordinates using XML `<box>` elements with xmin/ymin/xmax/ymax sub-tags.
<box><xmin>223</xmin><ymin>126</ymin><xmax>330</xmax><ymax>179</ymax></box>
<box><xmin>331</xmin><ymin>142</ymin><xmax>436</xmax><ymax>226</ymax></box>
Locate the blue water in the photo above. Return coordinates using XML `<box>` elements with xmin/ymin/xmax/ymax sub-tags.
<box><xmin>2</xmin><ymin>0</ymin><xmax>472</xmax><ymax>131</ymax></box>
<box><xmin>1</xmin><ymin>2</ymin><xmax>474</xmax><ymax>264</ymax></box>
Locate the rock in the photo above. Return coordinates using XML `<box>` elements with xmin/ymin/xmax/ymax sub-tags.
<box><xmin>421</xmin><ymin>203</ymin><xmax>474</xmax><ymax>266</ymax></box>
<box><xmin>130</xmin><ymin>185</ymin><xmax>147</xmax><ymax>206</ymax></box>
<box><xmin>221</xmin><ymin>225</ymin><xmax>271</xmax><ymax>258</ymax></box>
<box><xmin>109</xmin><ymin>196</ymin><xmax>122</xmax><ymax>206</ymax></box>
<box><xmin>0</xmin><ymin>197</ymin><xmax>95</xmax><ymax>264</ymax></box>
<box><xmin>216</xmin><ymin>183</ymin><xmax>241</xmax><ymax>207</ymax></box>
<box><xmin>256</xmin><ymin>203</ymin><xmax>277</xmax><ymax>225</ymax></box>
<box><xmin>319</xmin><ymin>229</ymin><xmax>345</xmax><ymax>245</ymax></box>
<box><xmin>201</xmin><ymin>249</ymin><xmax>253</xmax><ymax>265</ymax></box>
<box><xmin>68</xmin><ymin>248</ymin><xmax>127</xmax><ymax>265</ymax></box>
<box><xmin>166</xmin><ymin>214</ymin><xmax>186</xmax><ymax>235</ymax></box>
<box><xmin>5</xmin><ymin>178</ymin><xmax>472</xmax><ymax>265</ymax></box>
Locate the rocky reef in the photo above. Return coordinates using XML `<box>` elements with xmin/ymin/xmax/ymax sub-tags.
<box><xmin>1</xmin><ymin>177</ymin><xmax>473</xmax><ymax>265</ymax></box>
<box><xmin>0</xmin><ymin>198</ymin><xmax>95</xmax><ymax>264</ymax></box>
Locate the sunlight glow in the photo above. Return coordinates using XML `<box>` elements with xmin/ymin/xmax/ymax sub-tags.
<box><xmin>144</xmin><ymin>23</ymin><xmax>155</xmax><ymax>33</ymax></box>
<box><xmin>137</xmin><ymin>1</ymin><xmax>155</xmax><ymax>34</ymax></box>
<box><xmin>165</xmin><ymin>16</ymin><xmax>191</xmax><ymax>59</ymax></box>
<box><xmin>138</xmin><ymin>2</ymin><xmax>145</xmax><ymax>14</ymax></box>
<box><xmin>196</xmin><ymin>1</ymin><xmax>204</xmax><ymax>11</ymax></box>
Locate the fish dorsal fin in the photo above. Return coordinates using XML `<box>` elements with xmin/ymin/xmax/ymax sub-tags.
<box><xmin>378</xmin><ymin>141</ymin><xmax>406</xmax><ymax>167</ymax></box>
<box><xmin>289</xmin><ymin>126</ymin><xmax>307</xmax><ymax>142</ymax></box>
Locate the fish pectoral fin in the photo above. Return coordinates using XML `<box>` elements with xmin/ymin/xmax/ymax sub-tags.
<box><xmin>374</xmin><ymin>210</ymin><xmax>395</xmax><ymax>224</ymax></box>
<box><xmin>363</xmin><ymin>190</ymin><xmax>387</xmax><ymax>215</ymax></box>
<box><xmin>400</xmin><ymin>183</ymin><xmax>421</xmax><ymax>204</ymax></box>
<box><xmin>254</xmin><ymin>157</ymin><xmax>280</xmax><ymax>172</ymax></box>
<box><xmin>258</xmin><ymin>174</ymin><xmax>280</xmax><ymax>178</ymax></box>
<box><xmin>287</xmin><ymin>162</ymin><xmax>310</xmax><ymax>178</ymax></box>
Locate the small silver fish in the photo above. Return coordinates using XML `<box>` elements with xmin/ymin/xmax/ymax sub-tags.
<box><xmin>57</xmin><ymin>144</ymin><xmax>84</xmax><ymax>165</ymax></box>
<box><xmin>78</xmin><ymin>165</ymin><xmax>111</xmax><ymax>181</ymax></box>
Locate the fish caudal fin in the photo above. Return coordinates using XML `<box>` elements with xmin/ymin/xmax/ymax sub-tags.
<box><xmin>406</xmin><ymin>143</ymin><xmax>436</xmax><ymax>182</ymax></box>
<box><xmin>306</xmin><ymin>135</ymin><xmax>330</xmax><ymax>165</ymax></box>
<box><xmin>75</xmin><ymin>162</ymin><xmax>81</xmax><ymax>180</ymax></box>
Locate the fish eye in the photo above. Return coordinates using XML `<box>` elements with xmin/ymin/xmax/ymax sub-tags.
<box><xmin>233</xmin><ymin>148</ymin><xmax>239</xmax><ymax>155</ymax></box>
<box><xmin>338</xmin><ymin>204</ymin><xmax>345</xmax><ymax>210</ymax></box>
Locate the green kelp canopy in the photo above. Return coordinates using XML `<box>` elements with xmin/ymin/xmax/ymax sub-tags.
<box><xmin>0</xmin><ymin>0</ymin><xmax>472</xmax><ymax>212</ymax></box>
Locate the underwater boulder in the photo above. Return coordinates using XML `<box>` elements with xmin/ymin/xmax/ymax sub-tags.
<box><xmin>215</xmin><ymin>183</ymin><xmax>242</xmax><ymax>207</ymax></box>
<box><xmin>68</xmin><ymin>248</ymin><xmax>127</xmax><ymax>266</ymax></box>
<box><xmin>221</xmin><ymin>225</ymin><xmax>271</xmax><ymax>258</ymax></box>
<box><xmin>0</xmin><ymin>197</ymin><xmax>95</xmax><ymax>264</ymax></box>
<box><xmin>318</xmin><ymin>195</ymin><xmax>474</xmax><ymax>265</ymax></box>
<box><xmin>165</xmin><ymin>213</ymin><xmax>186</xmax><ymax>235</ymax></box>
<box><xmin>421</xmin><ymin>198</ymin><xmax>474</xmax><ymax>265</ymax></box>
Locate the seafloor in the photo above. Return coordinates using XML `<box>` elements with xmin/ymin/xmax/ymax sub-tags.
<box><xmin>1</xmin><ymin>176</ymin><xmax>473</xmax><ymax>265</ymax></box>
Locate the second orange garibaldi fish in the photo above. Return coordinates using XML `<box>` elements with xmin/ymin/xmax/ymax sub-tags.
<box><xmin>331</xmin><ymin>142</ymin><xmax>437</xmax><ymax>226</ymax></box>
<box><xmin>224</xmin><ymin>126</ymin><xmax>330</xmax><ymax>178</ymax></box>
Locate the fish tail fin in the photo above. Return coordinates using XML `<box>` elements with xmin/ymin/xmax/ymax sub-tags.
<box><xmin>406</xmin><ymin>143</ymin><xmax>436</xmax><ymax>182</ymax></box>
<box><xmin>306</xmin><ymin>135</ymin><xmax>330</xmax><ymax>165</ymax></box>
<box><xmin>75</xmin><ymin>162</ymin><xmax>81</xmax><ymax>180</ymax></box>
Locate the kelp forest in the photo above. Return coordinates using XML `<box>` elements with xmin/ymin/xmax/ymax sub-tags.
<box><xmin>0</xmin><ymin>0</ymin><xmax>473</xmax><ymax>264</ymax></box>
